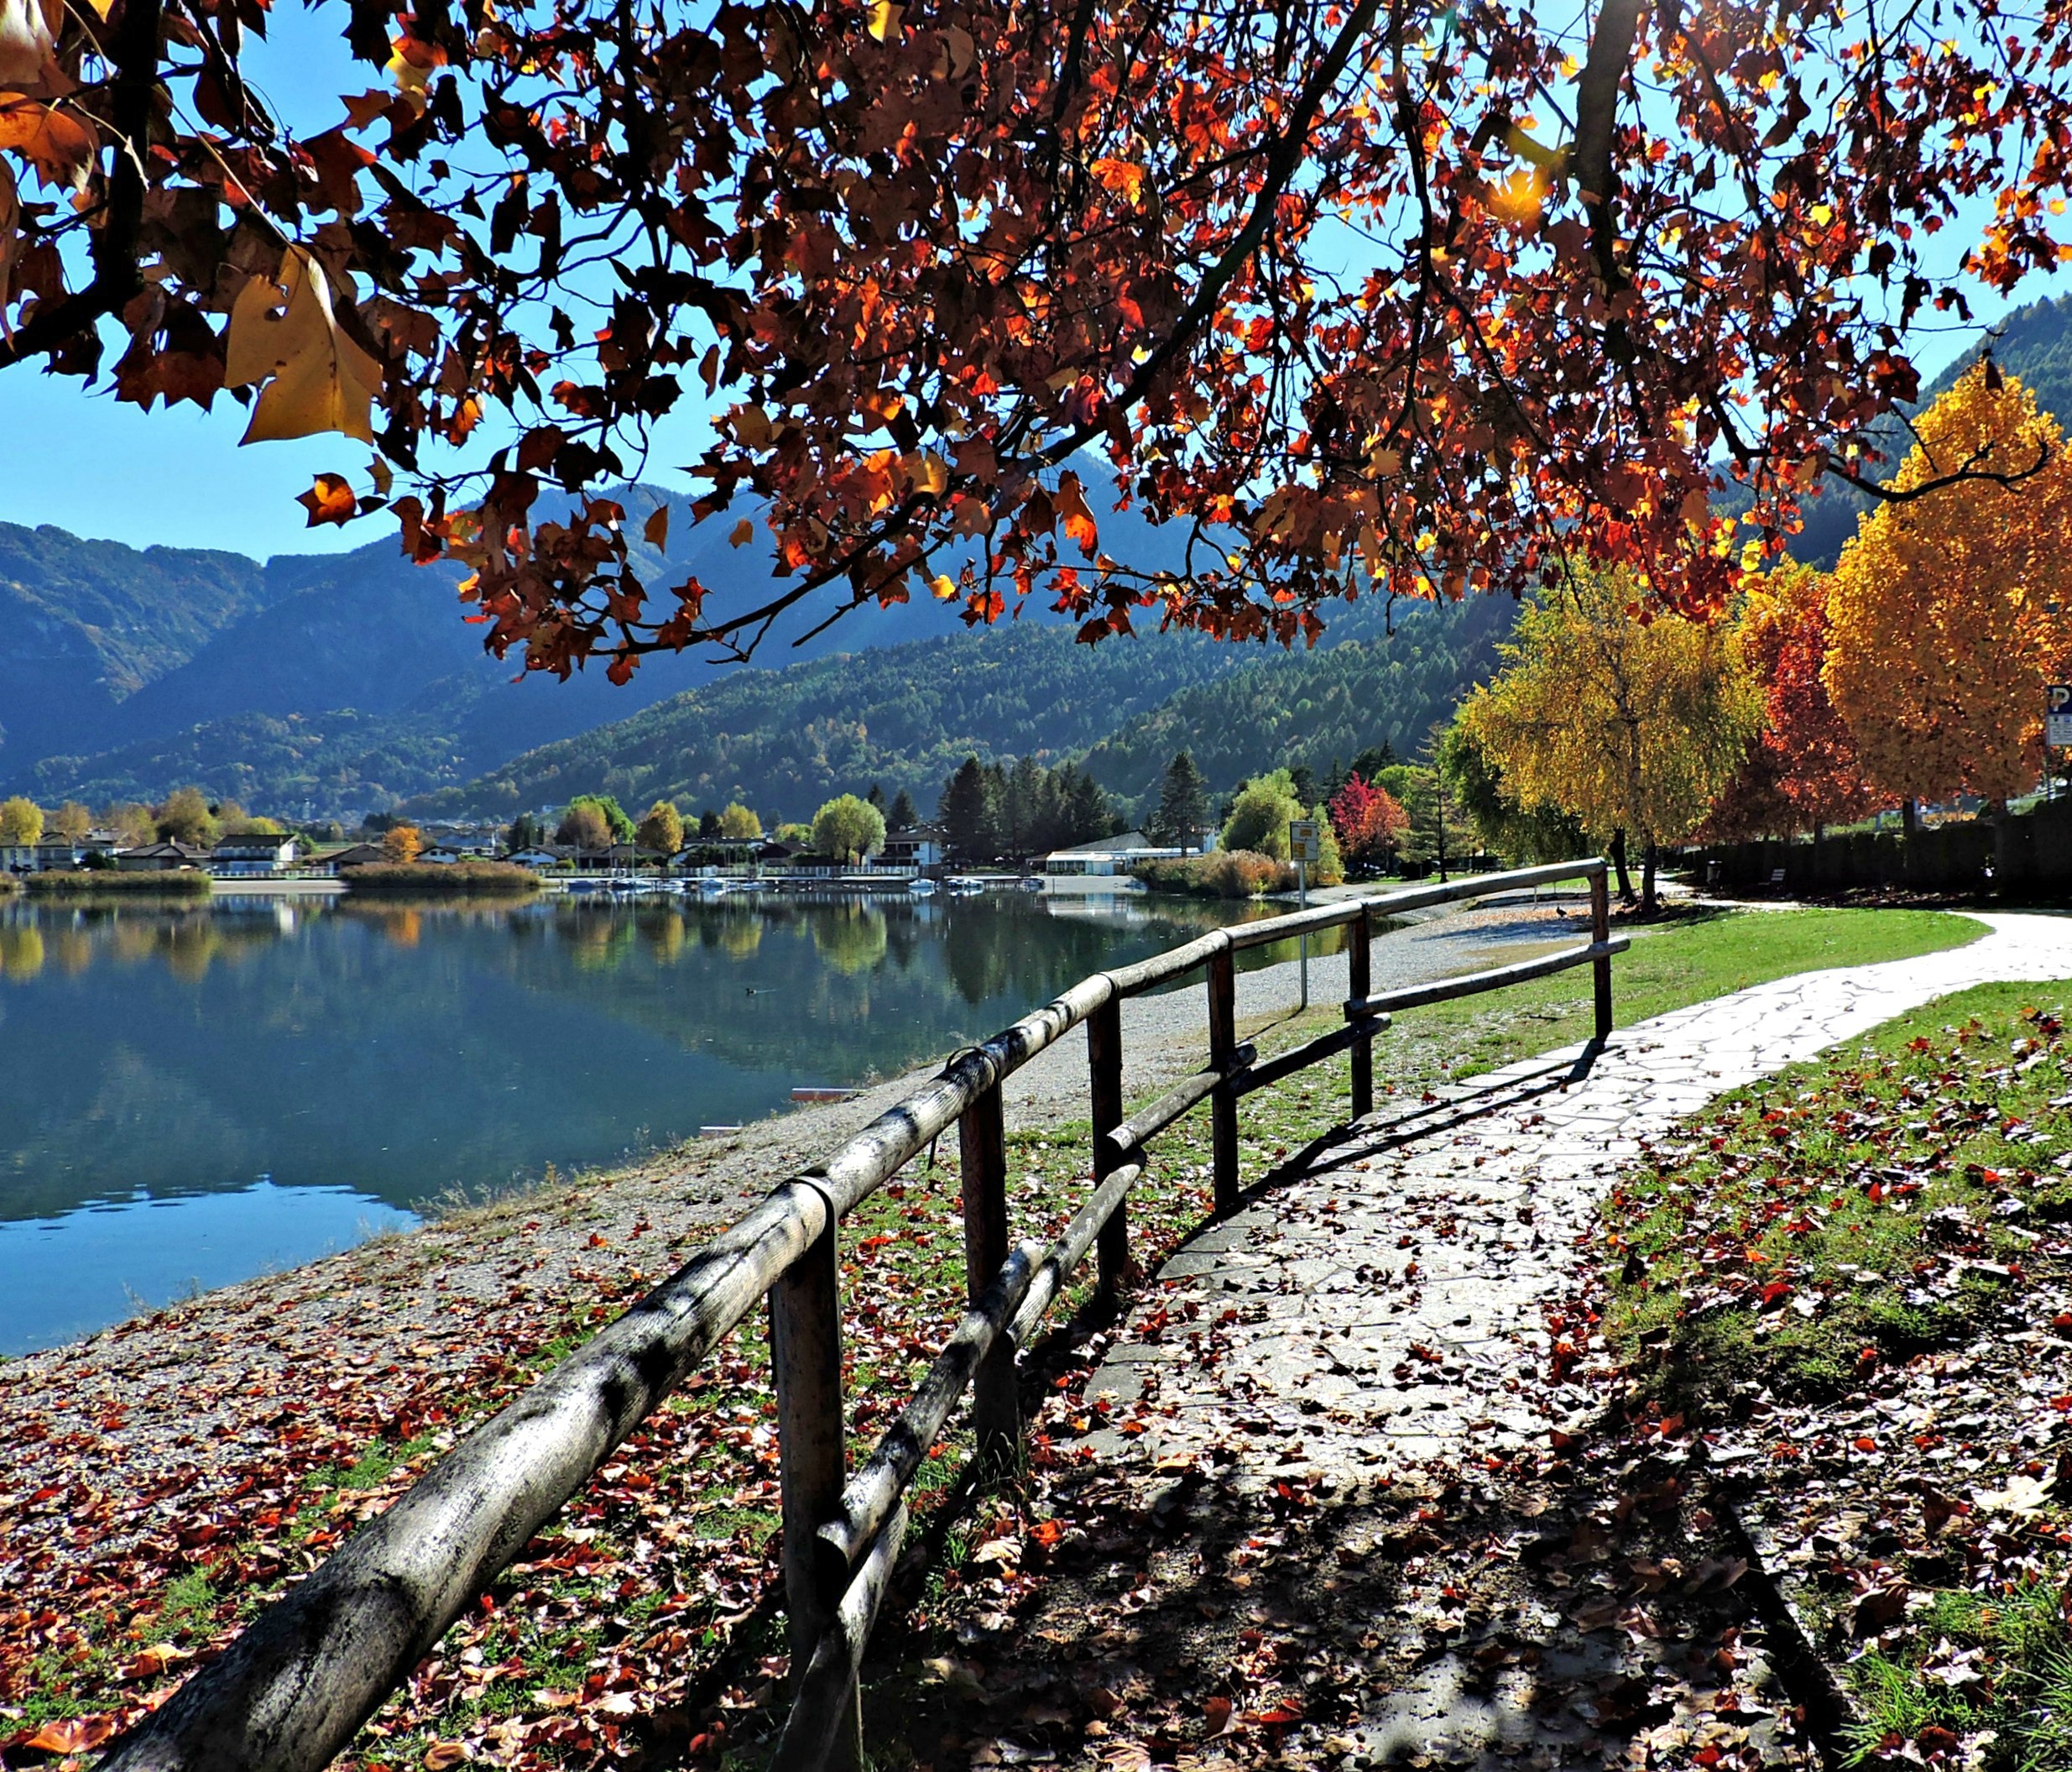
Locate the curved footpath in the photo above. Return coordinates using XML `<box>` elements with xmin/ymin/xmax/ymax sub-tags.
<box><xmin>1083</xmin><ymin>910</ymin><xmax>2072</xmax><ymax>1470</ymax></box>
<box><xmin>999</xmin><ymin>909</ymin><xmax>2072</xmax><ymax>1770</ymax></box>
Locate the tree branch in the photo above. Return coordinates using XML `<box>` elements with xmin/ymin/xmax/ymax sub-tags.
<box><xmin>0</xmin><ymin>0</ymin><xmax>164</xmax><ymax>370</ymax></box>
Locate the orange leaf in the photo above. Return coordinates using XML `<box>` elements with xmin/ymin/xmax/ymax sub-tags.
<box><xmin>0</xmin><ymin>93</ymin><xmax>96</xmax><ymax>190</ymax></box>
<box><xmin>25</xmin><ymin>1715</ymin><xmax>117</xmax><ymax>1754</ymax></box>
<box><xmin>298</xmin><ymin>472</ymin><xmax>358</xmax><ymax>527</ymax></box>
<box><xmin>643</xmin><ymin>504</ymin><xmax>669</xmax><ymax>550</ymax></box>
<box><xmin>1202</xmin><ymin>1696</ymin><xmax>1233</xmax><ymax>1737</ymax></box>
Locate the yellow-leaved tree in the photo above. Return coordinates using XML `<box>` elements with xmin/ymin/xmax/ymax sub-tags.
<box><xmin>1458</xmin><ymin>567</ymin><xmax>1760</xmax><ymax>912</ymax></box>
<box><xmin>1826</xmin><ymin>361</ymin><xmax>2072</xmax><ymax>813</ymax></box>
<box><xmin>0</xmin><ymin>796</ymin><xmax>44</xmax><ymax>845</ymax></box>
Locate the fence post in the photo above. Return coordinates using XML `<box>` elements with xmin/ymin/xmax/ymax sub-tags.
<box><xmin>769</xmin><ymin>1189</ymin><xmax>859</xmax><ymax>1767</ymax></box>
<box><xmin>958</xmin><ymin>1080</ymin><xmax>1020</xmax><ymax>1472</ymax></box>
<box><xmin>1589</xmin><ymin>863</ymin><xmax>1614</xmax><ymax>1043</ymax></box>
<box><xmin>1348</xmin><ymin>906</ymin><xmax>1373</xmax><ymax>1120</ymax></box>
<box><xmin>1207</xmin><ymin>943</ymin><xmax>1240</xmax><ymax>1217</ymax></box>
<box><xmin>1087</xmin><ymin>995</ymin><xmax>1129</xmax><ymax>1299</ymax></box>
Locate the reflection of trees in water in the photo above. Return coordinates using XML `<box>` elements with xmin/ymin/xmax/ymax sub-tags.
<box><xmin>0</xmin><ymin>924</ymin><xmax>45</xmax><ymax>980</ymax></box>
<box><xmin>812</xmin><ymin>902</ymin><xmax>889</xmax><ymax>976</ymax></box>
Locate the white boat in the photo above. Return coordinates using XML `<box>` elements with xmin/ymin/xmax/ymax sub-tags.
<box><xmin>1018</xmin><ymin>876</ymin><xmax>1046</xmax><ymax>892</ymax></box>
<box><xmin>945</xmin><ymin>876</ymin><xmax>986</xmax><ymax>894</ymax></box>
<box><xmin>697</xmin><ymin>876</ymin><xmax>731</xmax><ymax>896</ymax></box>
<box><xmin>907</xmin><ymin>878</ymin><xmax>938</xmax><ymax>896</ymax></box>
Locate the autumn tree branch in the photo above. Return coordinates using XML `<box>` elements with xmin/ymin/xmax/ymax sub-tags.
<box><xmin>0</xmin><ymin>0</ymin><xmax>163</xmax><ymax>369</ymax></box>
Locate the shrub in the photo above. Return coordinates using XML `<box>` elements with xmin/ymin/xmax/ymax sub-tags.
<box><xmin>341</xmin><ymin>861</ymin><xmax>541</xmax><ymax>894</ymax></box>
<box><xmin>24</xmin><ymin>869</ymin><xmax>211</xmax><ymax>896</ymax></box>
<box><xmin>1135</xmin><ymin>849</ymin><xmax>1294</xmax><ymax>899</ymax></box>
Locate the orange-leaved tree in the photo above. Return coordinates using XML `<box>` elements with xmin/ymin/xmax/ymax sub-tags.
<box><xmin>381</xmin><ymin>823</ymin><xmax>422</xmax><ymax>864</ymax></box>
<box><xmin>4</xmin><ymin>0</ymin><xmax>2072</xmax><ymax>675</ymax></box>
<box><xmin>1704</xmin><ymin>566</ymin><xmax>1879</xmax><ymax>839</ymax></box>
<box><xmin>1825</xmin><ymin>364</ymin><xmax>2072</xmax><ymax>810</ymax></box>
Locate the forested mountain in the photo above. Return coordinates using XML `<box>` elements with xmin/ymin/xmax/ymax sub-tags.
<box><xmin>1080</xmin><ymin>596</ymin><xmax>1516</xmax><ymax>804</ymax></box>
<box><xmin>404</xmin><ymin>623</ymin><xmax>1238</xmax><ymax>824</ymax></box>
<box><xmin>1</xmin><ymin>462</ymin><xmax>1241</xmax><ymax>814</ymax></box>
<box><xmin>406</xmin><ymin>593</ymin><xmax>1510</xmax><ymax>824</ymax></box>
<box><xmin>1751</xmin><ymin>295</ymin><xmax>2072</xmax><ymax>567</ymax></box>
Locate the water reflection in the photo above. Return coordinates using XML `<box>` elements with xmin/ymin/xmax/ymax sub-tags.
<box><xmin>0</xmin><ymin>889</ymin><xmax>1294</xmax><ymax>1351</ymax></box>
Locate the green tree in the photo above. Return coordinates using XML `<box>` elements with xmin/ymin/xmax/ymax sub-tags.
<box><xmin>1438</xmin><ymin>720</ymin><xmax>1587</xmax><ymax>864</ymax></box>
<box><xmin>222</xmin><ymin>815</ymin><xmax>287</xmax><ymax>837</ymax></box>
<box><xmin>940</xmin><ymin>756</ymin><xmax>999</xmax><ymax>860</ymax></box>
<box><xmin>813</xmin><ymin>795</ymin><xmax>887</xmax><ymax>864</ymax></box>
<box><xmin>636</xmin><ymin>800</ymin><xmax>685</xmax><ymax>863</ymax></box>
<box><xmin>154</xmin><ymin>787</ymin><xmax>217</xmax><ymax>846</ymax></box>
<box><xmin>887</xmin><ymin>788</ymin><xmax>920</xmax><ymax>830</ymax></box>
<box><xmin>566</xmin><ymin>793</ymin><xmax>635</xmax><ymax>842</ymax></box>
<box><xmin>0</xmin><ymin>797</ymin><xmax>44</xmax><ymax>845</ymax></box>
<box><xmin>1309</xmin><ymin>803</ymin><xmax>1344</xmax><ymax>886</ymax></box>
<box><xmin>1146</xmin><ymin>750</ymin><xmax>1211</xmax><ymax>848</ymax></box>
<box><xmin>506</xmin><ymin>811</ymin><xmax>546</xmax><ymax>851</ymax></box>
<box><xmin>1221</xmin><ymin>770</ymin><xmax>1308</xmax><ymax>859</ymax></box>
<box><xmin>718</xmin><ymin>802</ymin><xmax>763</xmax><ymax>839</ymax></box>
<box><xmin>774</xmin><ymin>822</ymin><xmax>813</xmax><ymax>848</ymax></box>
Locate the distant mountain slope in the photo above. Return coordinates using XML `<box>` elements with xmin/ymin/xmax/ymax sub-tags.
<box><xmin>0</xmin><ymin>525</ymin><xmax>280</xmax><ymax>765</ymax></box>
<box><xmin>403</xmin><ymin>622</ymin><xmax>1243</xmax><ymax>823</ymax></box>
<box><xmin>1748</xmin><ymin>295</ymin><xmax>2072</xmax><ymax>568</ymax></box>
<box><xmin>3</xmin><ymin>460</ymin><xmax>1219</xmax><ymax>813</ymax></box>
<box><xmin>407</xmin><ymin>592</ymin><xmax>1510</xmax><ymax>824</ymax></box>
<box><xmin>1080</xmin><ymin>595</ymin><xmax>1516</xmax><ymax>802</ymax></box>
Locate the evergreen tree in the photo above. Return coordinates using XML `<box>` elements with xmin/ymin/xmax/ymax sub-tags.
<box><xmin>940</xmin><ymin>756</ymin><xmax>995</xmax><ymax>860</ymax></box>
<box><xmin>888</xmin><ymin>787</ymin><xmax>920</xmax><ymax>829</ymax></box>
<box><xmin>1147</xmin><ymin>750</ymin><xmax>1210</xmax><ymax>846</ymax></box>
<box><xmin>698</xmin><ymin>808</ymin><xmax>723</xmax><ymax>839</ymax></box>
<box><xmin>866</xmin><ymin>782</ymin><xmax>887</xmax><ymax>810</ymax></box>
<box><xmin>506</xmin><ymin>811</ymin><xmax>545</xmax><ymax>850</ymax></box>
<box><xmin>1289</xmin><ymin>763</ymin><xmax>1318</xmax><ymax>808</ymax></box>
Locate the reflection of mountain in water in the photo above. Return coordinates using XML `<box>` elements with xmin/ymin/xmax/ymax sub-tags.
<box><xmin>0</xmin><ymin>894</ymin><xmax>1267</xmax><ymax>1226</ymax></box>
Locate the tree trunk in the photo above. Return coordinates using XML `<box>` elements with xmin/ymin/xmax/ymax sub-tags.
<box><xmin>1641</xmin><ymin>842</ymin><xmax>1658</xmax><ymax>917</ymax></box>
<box><xmin>1610</xmin><ymin>829</ymin><xmax>1635</xmax><ymax>903</ymax></box>
<box><xmin>1902</xmin><ymin>798</ymin><xmax>1918</xmax><ymax>835</ymax></box>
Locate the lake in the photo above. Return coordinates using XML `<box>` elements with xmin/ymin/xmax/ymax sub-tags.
<box><xmin>0</xmin><ymin>889</ymin><xmax>1323</xmax><ymax>1354</ymax></box>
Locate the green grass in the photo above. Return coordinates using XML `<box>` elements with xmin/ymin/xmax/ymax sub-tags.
<box><xmin>1226</xmin><ymin>907</ymin><xmax>1982</xmax><ymax>1126</ymax></box>
<box><xmin>1847</xmin><ymin>1577</ymin><xmax>2072</xmax><ymax>1770</ymax></box>
<box><xmin>1597</xmin><ymin>981</ymin><xmax>2072</xmax><ymax>1772</ymax></box>
<box><xmin>1602</xmin><ymin>981</ymin><xmax>2072</xmax><ymax>1404</ymax></box>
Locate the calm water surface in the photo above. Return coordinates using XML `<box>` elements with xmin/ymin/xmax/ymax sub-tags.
<box><xmin>0</xmin><ymin>889</ymin><xmax>1318</xmax><ymax>1352</ymax></box>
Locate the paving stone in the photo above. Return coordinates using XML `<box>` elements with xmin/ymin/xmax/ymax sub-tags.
<box><xmin>1084</xmin><ymin>912</ymin><xmax>2072</xmax><ymax>1477</ymax></box>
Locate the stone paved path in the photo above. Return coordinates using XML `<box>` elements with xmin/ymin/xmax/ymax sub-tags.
<box><xmin>1086</xmin><ymin>911</ymin><xmax>2072</xmax><ymax>1475</ymax></box>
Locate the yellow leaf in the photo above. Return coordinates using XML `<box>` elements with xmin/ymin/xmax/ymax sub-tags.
<box><xmin>908</xmin><ymin>448</ymin><xmax>948</xmax><ymax>496</ymax></box>
<box><xmin>643</xmin><ymin>504</ymin><xmax>669</xmax><ymax>550</ymax></box>
<box><xmin>368</xmin><ymin>454</ymin><xmax>394</xmax><ymax>496</ymax></box>
<box><xmin>388</xmin><ymin>37</ymin><xmax>432</xmax><ymax>112</ymax></box>
<box><xmin>866</xmin><ymin>0</ymin><xmax>903</xmax><ymax>42</ymax></box>
<box><xmin>225</xmin><ymin>247</ymin><xmax>383</xmax><ymax>445</ymax></box>
<box><xmin>931</xmin><ymin>572</ymin><xmax>958</xmax><ymax>600</ymax></box>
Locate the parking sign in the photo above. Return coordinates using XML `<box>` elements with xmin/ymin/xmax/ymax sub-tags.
<box><xmin>2051</xmin><ymin>685</ymin><xmax>2072</xmax><ymax>748</ymax></box>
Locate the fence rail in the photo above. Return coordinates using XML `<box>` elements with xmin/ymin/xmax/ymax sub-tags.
<box><xmin>100</xmin><ymin>858</ymin><xmax>1617</xmax><ymax>1772</ymax></box>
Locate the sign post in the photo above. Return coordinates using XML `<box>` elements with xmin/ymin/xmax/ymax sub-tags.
<box><xmin>1288</xmin><ymin>818</ymin><xmax>1321</xmax><ymax>1010</ymax></box>
<box><xmin>2049</xmin><ymin>687</ymin><xmax>2072</xmax><ymax>803</ymax></box>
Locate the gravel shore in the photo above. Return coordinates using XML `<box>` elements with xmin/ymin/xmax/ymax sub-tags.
<box><xmin>0</xmin><ymin>893</ymin><xmax>1589</xmax><ymax>1477</ymax></box>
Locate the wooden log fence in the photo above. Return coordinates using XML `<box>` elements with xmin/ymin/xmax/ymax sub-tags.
<box><xmin>98</xmin><ymin>858</ymin><xmax>1618</xmax><ymax>1772</ymax></box>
